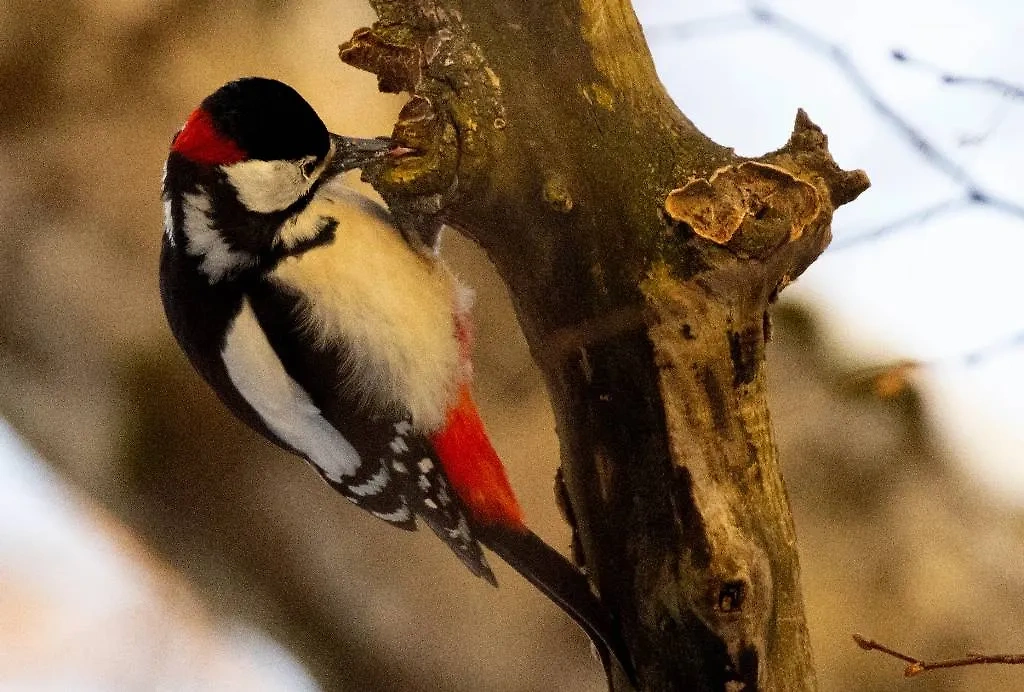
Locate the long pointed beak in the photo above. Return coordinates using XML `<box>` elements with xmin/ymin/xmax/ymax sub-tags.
<box><xmin>325</xmin><ymin>134</ymin><xmax>393</xmax><ymax>176</ymax></box>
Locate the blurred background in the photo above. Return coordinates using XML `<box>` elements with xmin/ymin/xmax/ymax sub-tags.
<box><xmin>2</xmin><ymin>0</ymin><xmax>1024</xmax><ymax>690</ymax></box>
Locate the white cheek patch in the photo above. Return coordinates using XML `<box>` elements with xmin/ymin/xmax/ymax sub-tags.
<box><xmin>222</xmin><ymin>159</ymin><xmax>310</xmax><ymax>213</ymax></box>
<box><xmin>181</xmin><ymin>191</ymin><xmax>254</xmax><ymax>282</ymax></box>
<box><xmin>221</xmin><ymin>298</ymin><xmax>362</xmax><ymax>482</ymax></box>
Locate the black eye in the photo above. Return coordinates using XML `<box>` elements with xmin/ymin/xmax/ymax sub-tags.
<box><xmin>300</xmin><ymin>158</ymin><xmax>318</xmax><ymax>179</ymax></box>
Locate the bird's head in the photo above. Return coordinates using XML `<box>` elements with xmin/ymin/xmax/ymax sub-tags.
<box><xmin>169</xmin><ymin>77</ymin><xmax>391</xmax><ymax>213</ymax></box>
<box><xmin>163</xmin><ymin>77</ymin><xmax>397</xmax><ymax>281</ymax></box>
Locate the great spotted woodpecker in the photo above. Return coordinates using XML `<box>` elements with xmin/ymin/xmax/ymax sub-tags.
<box><xmin>159</xmin><ymin>77</ymin><xmax>631</xmax><ymax>679</ymax></box>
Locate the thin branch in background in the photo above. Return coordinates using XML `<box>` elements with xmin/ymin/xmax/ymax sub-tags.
<box><xmin>831</xmin><ymin>189</ymin><xmax>1008</xmax><ymax>252</ymax></box>
<box><xmin>891</xmin><ymin>49</ymin><xmax>1024</xmax><ymax>101</ymax></box>
<box><xmin>828</xmin><ymin>198</ymin><xmax>965</xmax><ymax>251</ymax></box>
<box><xmin>746</xmin><ymin>3</ymin><xmax>1024</xmax><ymax>224</ymax></box>
<box><xmin>745</xmin><ymin>3</ymin><xmax>974</xmax><ymax>187</ymax></box>
<box><xmin>955</xmin><ymin>120</ymin><xmax>1006</xmax><ymax>148</ymax></box>
<box><xmin>853</xmin><ymin>634</ymin><xmax>1024</xmax><ymax>677</ymax></box>
<box><xmin>955</xmin><ymin>329</ymin><xmax>1024</xmax><ymax>368</ymax></box>
<box><xmin>748</xmin><ymin>1</ymin><xmax>1024</xmax><ymax>238</ymax></box>
<box><xmin>890</xmin><ymin>49</ymin><xmax>1020</xmax><ymax>146</ymax></box>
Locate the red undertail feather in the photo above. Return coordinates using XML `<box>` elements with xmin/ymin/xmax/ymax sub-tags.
<box><xmin>430</xmin><ymin>385</ymin><xmax>525</xmax><ymax>529</ymax></box>
<box><xmin>171</xmin><ymin>108</ymin><xmax>246</xmax><ymax>165</ymax></box>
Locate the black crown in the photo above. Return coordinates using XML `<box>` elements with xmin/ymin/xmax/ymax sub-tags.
<box><xmin>203</xmin><ymin>77</ymin><xmax>330</xmax><ymax>162</ymax></box>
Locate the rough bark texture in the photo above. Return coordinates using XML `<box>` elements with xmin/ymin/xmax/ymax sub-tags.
<box><xmin>341</xmin><ymin>2</ymin><xmax>868</xmax><ymax>690</ymax></box>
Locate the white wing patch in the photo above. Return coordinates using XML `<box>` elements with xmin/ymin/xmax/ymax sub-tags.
<box><xmin>347</xmin><ymin>464</ymin><xmax>390</xmax><ymax>497</ymax></box>
<box><xmin>269</xmin><ymin>190</ymin><xmax>464</xmax><ymax>432</ymax></box>
<box><xmin>221</xmin><ymin>298</ymin><xmax>361</xmax><ymax>481</ymax></box>
<box><xmin>182</xmin><ymin>191</ymin><xmax>254</xmax><ymax>282</ymax></box>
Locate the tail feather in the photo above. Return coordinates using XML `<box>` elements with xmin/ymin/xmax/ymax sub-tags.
<box><xmin>474</xmin><ymin>523</ymin><xmax>636</xmax><ymax>686</ymax></box>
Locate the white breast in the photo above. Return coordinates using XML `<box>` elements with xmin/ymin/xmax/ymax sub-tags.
<box><xmin>269</xmin><ymin>189</ymin><xmax>464</xmax><ymax>432</ymax></box>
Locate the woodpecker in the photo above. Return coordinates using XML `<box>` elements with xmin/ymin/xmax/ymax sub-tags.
<box><xmin>159</xmin><ymin>77</ymin><xmax>631</xmax><ymax>680</ymax></box>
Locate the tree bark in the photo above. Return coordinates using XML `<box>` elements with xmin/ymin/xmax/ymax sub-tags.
<box><xmin>341</xmin><ymin>2</ymin><xmax>868</xmax><ymax>690</ymax></box>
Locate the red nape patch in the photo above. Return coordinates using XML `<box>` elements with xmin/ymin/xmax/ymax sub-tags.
<box><xmin>430</xmin><ymin>386</ymin><xmax>525</xmax><ymax>529</ymax></box>
<box><xmin>171</xmin><ymin>108</ymin><xmax>246</xmax><ymax>165</ymax></box>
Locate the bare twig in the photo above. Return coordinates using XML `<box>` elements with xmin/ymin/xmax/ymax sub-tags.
<box><xmin>891</xmin><ymin>49</ymin><xmax>1024</xmax><ymax>101</ymax></box>
<box><xmin>955</xmin><ymin>329</ymin><xmax>1024</xmax><ymax>368</ymax></box>
<box><xmin>853</xmin><ymin>633</ymin><xmax>1024</xmax><ymax>677</ymax></box>
<box><xmin>828</xmin><ymin>198</ymin><xmax>965</xmax><ymax>251</ymax></box>
<box><xmin>889</xmin><ymin>49</ymin><xmax>1019</xmax><ymax>146</ymax></box>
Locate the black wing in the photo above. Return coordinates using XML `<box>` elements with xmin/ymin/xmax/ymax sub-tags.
<box><xmin>244</xmin><ymin>277</ymin><xmax>494</xmax><ymax>582</ymax></box>
<box><xmin>160</xmin><ymin>237</ymin><xmax>303</xmax><ymax>456</ymax></box>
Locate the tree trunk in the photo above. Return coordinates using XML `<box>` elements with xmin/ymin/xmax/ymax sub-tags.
<box><xmin>341</xmin><ymin>2</ymin><xmax>869</xmax><ymax>690</ymax></box>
